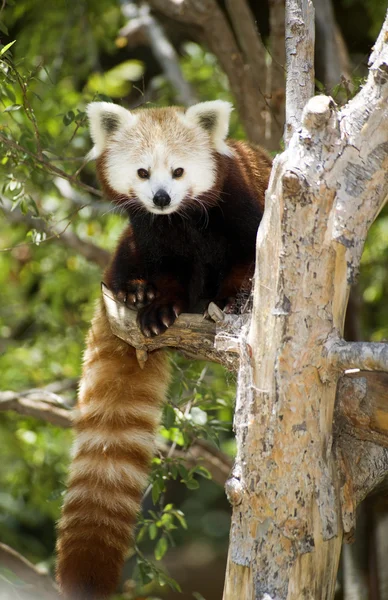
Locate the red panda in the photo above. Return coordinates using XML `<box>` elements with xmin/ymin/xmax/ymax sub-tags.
<box><xmin>56</xmin><ymin>101</ymin><xmax>272</xmax><ymax>599</ymax></box>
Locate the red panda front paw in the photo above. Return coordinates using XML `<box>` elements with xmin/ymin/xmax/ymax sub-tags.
<box><xmin>137</xmin><ymin>299</ymin><xmax>184</xmax><ymax>337</ymax></box>
<box><xmin>116</xmin><ymin>279</ymin><xmax>156</xmax><ymax>309</ymax></box>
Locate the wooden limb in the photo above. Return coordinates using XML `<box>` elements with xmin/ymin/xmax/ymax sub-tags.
<box><xmin>330</xmin><ymin>13</ymin><xmax>388</xmax><ymax>278</ymax></box>
<box><xmin>0</xmin><ymin>390</ymin><xmax>72</xmax><ymax>428</ymax></box>
<box><xmin>0</xmin><ymin>385</ymin><xmax>233</xmax><ymax>486</ymax></box>
<box><xmin>2</xmin><ymin>202</ymin><xmax>110</xmax><ymax>269</ymax></box>
<box><xmin>327</xmin><ymin>339</ymin><xmax>388</xmax><ymax>373</ymax></box>
<box><xmin>314</xmin><ymin>0</ymin><xmax>351</xmax><ymax>92</ymax></box>
<box><xmin>284</xmin><ymin>0</ymin><xmax>315</xmax><ymax>144</ymax></box>
<box><xmin>120</xmin><ymin>2</ymin><xmax>197</xmax><ymax>106</ymax></box>
<box><xmin>222</xmin><ymin>9</ymin><xmax>388</xmax><ymax>598</ymax></box>
<box><xmin>267</xmin><ymin>0</ymin><xmax>286</xmax><ymax>150</ymax></box>
<box><xmin>0</xmin><ymin>542</ymin><xmax>60</xmax><ymax>600</ymax></box>
<box><xmin>147</xmin><ymin>0</ymin><xmax>267</xmax><ymax>145</ymax></box>
<box><xmin>102</xmin><ymin>284</ymin><xmax>240</xmax><ymax>371</ymax></box>
<box><xmin>335</xmin><ymin>371</ymin><xmax>388</xmax><ymax>449</ymax></box>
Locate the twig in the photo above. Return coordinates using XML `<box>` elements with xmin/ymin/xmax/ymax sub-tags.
<box><xmin>147</xmin><ymin>0</ymin><xmax>267</xmax><ymax>145</ymax></box>
<box><xmin>0</xmin><ymin>133</ymin><xmax>102</xmax><ymax>197</ymax></box>
<box><xmin>0</xmin><ymin>390</ymin><xmax>73</xmax><ymax>428</ymax></box>
<box><xmin>0</xmin><ymin>542</ymin><xmax>60</xmax><ymax>600</ymax></box>
<box><xmin>120</xmin><ymin>2</ymin><xmax>197</xmax><ymax>106</ymax></box>
<box><xmin>1</xmin><ymin>201</ymin><xmax>110</xmax><ymax>267</ymax></box>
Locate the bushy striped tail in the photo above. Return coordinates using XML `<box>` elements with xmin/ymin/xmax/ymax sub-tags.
<box><xmin>56</xmin><ymin>301</ymin><xmax>170</xmax><ymax>599</ymax></box>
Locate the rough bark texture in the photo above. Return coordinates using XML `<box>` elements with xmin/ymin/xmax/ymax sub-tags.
<box><xmin>284</xmin><ymin>0</ymin><xmax>315</xmax><ymax>144</ymax></box>
<box><xmin>222</xmin><ymin>7</ymin><xmax>388</xmax><ymax>599</ymax></box>
<box><xmin>102</xmin><ymin>284</ymin><xmax>240</xmax><ymax>370</ymax></box>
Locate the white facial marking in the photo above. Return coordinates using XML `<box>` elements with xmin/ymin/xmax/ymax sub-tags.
<box><xmin>105</xmin><ymin>134</ymin><xmax>216</xmax><ymax>214</ymax></box>
<box><xmin>87</xmin><ymin>101</ymin><xmax>235</xmax><ymax>215</ymax></box>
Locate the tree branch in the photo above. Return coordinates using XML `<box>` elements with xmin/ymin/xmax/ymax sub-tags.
<box><xmin>0</xmin><ymin>542</ymin><xmax>60</xmax><ymax>600</ymax></box>
<box><xmin>0</xmin><ymin>390</ymin><xmax>72</xmax><ymax>427</ymax></box>
<box><xmin>148</xmin><ymin>0</ymin><xmax>267</xmax><ymax>145</ymax></box>
<box><xmin>102</xmin><ymin>284</ymin><xmax>240</xmax><ymax>371</ymax></box>
<box><xmin>284</xmin><ymin>0</ymin><xmax>315</xmax><ymax>143</ymax></box>
<box><xmin>314</xmin><ymin>0</ymin><xmax>351</xmax><ymax>92</ymax></box>
<box><xmin>327</xmin><ymin>338</ymin><xmax>388</xmax><ymax>373</ymax></box>
<box><xmin>0</xmin><ymin>385</ymin><xmax>233</xmax><ymax>486</ymax></box>
<box><xmin>267</xmin><ymin>0</ymin><xmax>286</xmax><ymax>148</ymax></box>
<box><xmin>120</xmin><ymin>2</ymin><xmax>198</xmax><ymax>106</ymax></box>
<box><xmin>2</xmin><ymin>203</ymin><xmax>110</xmax><ymax>268</ymax></box>
<box><xmin>0</xmin><ymin>133</ymin><xmax>102</xmax><ymax>197</ymax></box>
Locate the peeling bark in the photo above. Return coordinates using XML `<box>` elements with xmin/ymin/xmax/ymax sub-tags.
<box><xmin>222</xmin><ymin>7</ymin><xmax>388</xmax><ymax>598</ymax></box>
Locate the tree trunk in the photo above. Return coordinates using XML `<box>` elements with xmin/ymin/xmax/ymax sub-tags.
<box><xmin>222</xmin><ymin>3</ymin><xmax>388</xmax><ymax>597</ymax></box>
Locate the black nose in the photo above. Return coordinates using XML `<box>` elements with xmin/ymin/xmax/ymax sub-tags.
<box><xmin>153</xmin><ymin>189</ymin><xmax>171</xmax><ymax>208</ymax></box>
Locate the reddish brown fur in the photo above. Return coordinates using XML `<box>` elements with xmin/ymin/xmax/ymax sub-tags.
<box><xmin>56</xmin><ymin>302</ymin><xmax>170</xmax><ymax>599</ymax></box>
<box><xmin>56</xmin><ymin>109</ymin><xmax>271</xmax><ymax>598</ymax></box>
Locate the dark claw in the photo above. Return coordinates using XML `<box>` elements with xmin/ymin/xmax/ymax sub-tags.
<box><xmin>115</xmin><ymin>280</ymin><xmax>157</xmax><ymax>310</ymax></box>
<box><xmin>137</xmin><ymin>300</ymin><xmax>184</xmax><ymax>337</ymax></box>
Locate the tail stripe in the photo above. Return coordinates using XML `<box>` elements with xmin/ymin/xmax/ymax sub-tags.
<box><xmin>56</xmin><ymin>302</ymin><xmax>171</xmax><ymax>599</ymax></box>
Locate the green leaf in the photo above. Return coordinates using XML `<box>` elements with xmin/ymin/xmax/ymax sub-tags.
<box><xmin>193</xmin><ymin>465</ymin><xmax>212</xmax><ymax>479</ymax></box>
<box><xmin>4</xmin><ymin>88</ymin><xmax>16</xmax><ymax>103</ymax></box>
<box><xmin>152</xmin><ymin>478</ymin><xmax>163</xmax><ymax>505</ymax></box>
<box><xmin>164</xmin><ymin>404</ymin><xmax>175</xmax><ymax>429</ymax></box>
<box><xmin>4</xmin><ymin>104</ymin><xmax>22</xmax><ymax>112</ymax></box>
<box><xmin>136</xmin><ymin>525</ymin><xmax>147</xmax><ymax>543</ymax></box>
<box><xmin>63</xmin><ymin>110</ymin><xmax>75</xmax><ymax>126</ymax></box>
<box><xmin>0</xmin><ymin>40</ymin><xmax>16</xmax><ymax>56</ymax></box>
<box><xmin>154</xmin><ymin>536</ymin><xmax>168</xmax><ymax>561</ymax></box>
<box><xmin>185</xmin><ymin>478</ymin><xmax>200</xmax><ymax>490</ymax></box>
<box><xmin>0</xmin><ymin>23</ymin><xmax>10</xmax><ymax>36</ymax></box>
<box><xmin>149</xmin><ymin>523</ymin><xmax>158</xmax><ymax>540</ymax></box>
<box><xmin>174</xmin><ymin>510</ymin><xmax>188</xmax><ymax>530</ymax></box>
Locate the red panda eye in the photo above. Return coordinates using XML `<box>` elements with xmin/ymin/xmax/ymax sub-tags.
<box><xmin>172</xmin><ymin>168</ymin><xmax>184</xmax><ymax>179</ymax></box>
<box><xmin>137</xmin><ymin>168</ymin><xmax>150</xmax><ymax>179</ymax></box>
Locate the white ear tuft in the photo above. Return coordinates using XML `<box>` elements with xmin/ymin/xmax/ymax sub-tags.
<box><xmin>86</xmin><ymin>102</ymin><xmax>135</xmax><ymax>158</ymax></box>
<box><xmin>185</xmin><ymin>100</ymin><xmax>234</xmax><ymax>155</ymax></box>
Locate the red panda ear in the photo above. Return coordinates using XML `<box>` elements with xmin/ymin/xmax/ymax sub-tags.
<box><xmin>86</xmin><ymin>102</ymin><xmax>136</xmax><ymax>158</ymax></box>
<box><xmin>184</xmin><ymin>100</ymin><xmax>233</xmax><ymax>155</ymax></box>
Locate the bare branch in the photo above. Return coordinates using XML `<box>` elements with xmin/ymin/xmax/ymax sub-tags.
<box><xmin>148</xmin><ymin>0</ymin><xmax>267</xmax><ymax>145</ymax></box>
<box><xmin>284</xmin><ymin>0</ymin><xmax>315</xmax><ymax>144</ymax></box>
<box><xmin>0</xmin><ymin>390</ymin><xmax>72</xmax><ymax>427</ymax></box>
<box><xmin>327</xmin><ymin>339</ymin><xmax>388</xmax><ymax>373</ymax></box>
<box><xmin>1</xmin><ymin>386</ymin><xmax>233</xmax><ymax>486</ymax></box>
<box><xmin>330</xmin><ymin>12</ymin><xmax>388</xmax><ymax>265</ymax></box>
<box><xmin>2</xmin><ymin>203</ymin><xmax>110</xmax><ymax>268</ymax></box>
<box><xmin>159</xmin><ymin>438</ymin><xmax>233</xmax><ymax>487</ymax></box>
<box><xmin>267</xmin><ymin>0</ymin><xmax>286</xmax><ymax>148</ymax></box>
<box><xmin>314</xmin><ymin>0</ymin><xmax>351</xmax><ymax>91</ymax></box>
<box><xmin>0</xmin><ymin>542</ymin><xmax>60</xmax><ymax>600</ymax></box>
<box><xmin>120</xmin><ymin>3</ymin><xmax>197</xmax><ymax>106</ymax></box>
<box><xmin>102</xmin><ymin>284</ymin><xmax>240</xmax><ymax>371</ymax></box>
<box><xmin>0</xmin><ymin>133</ymin><xmax>102</xmax><ymax>198</ymax></box>
<box><xmin>336</xmin><ymin>371</ymin><xmax>388</xmax><ymax>449</ymax></box>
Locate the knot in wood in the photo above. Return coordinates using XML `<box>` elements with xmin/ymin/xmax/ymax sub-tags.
<box><xmin>282</xmin><ymin>170</ymin><xmax>303</xmax><ymax>196</ymax></box>
<box><xmin>373</xmin><ymin>61</ymin><xmax>388</xmax><ymax>86</ymax></box>
<box><xmin>225</xmin><ymin>476</ymin><xmax>244</xmax><ymax>506</ymax></box>
<box><xmin>302</xmin><ymin>95</ymin><xmax>336</xmax><ymax>131</ymax></box>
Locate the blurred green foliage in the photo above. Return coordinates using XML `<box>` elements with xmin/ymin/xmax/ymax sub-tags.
<box><xmin>0</xmin><ymin>0</ymin><xmax>387</xmax><ymax>599</ymax></box>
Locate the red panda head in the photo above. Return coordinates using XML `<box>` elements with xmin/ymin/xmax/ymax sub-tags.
<box><xmin>87</xmin><ymin>101</ymin><xmax>233</xmax><ymax>215</ymax></box>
